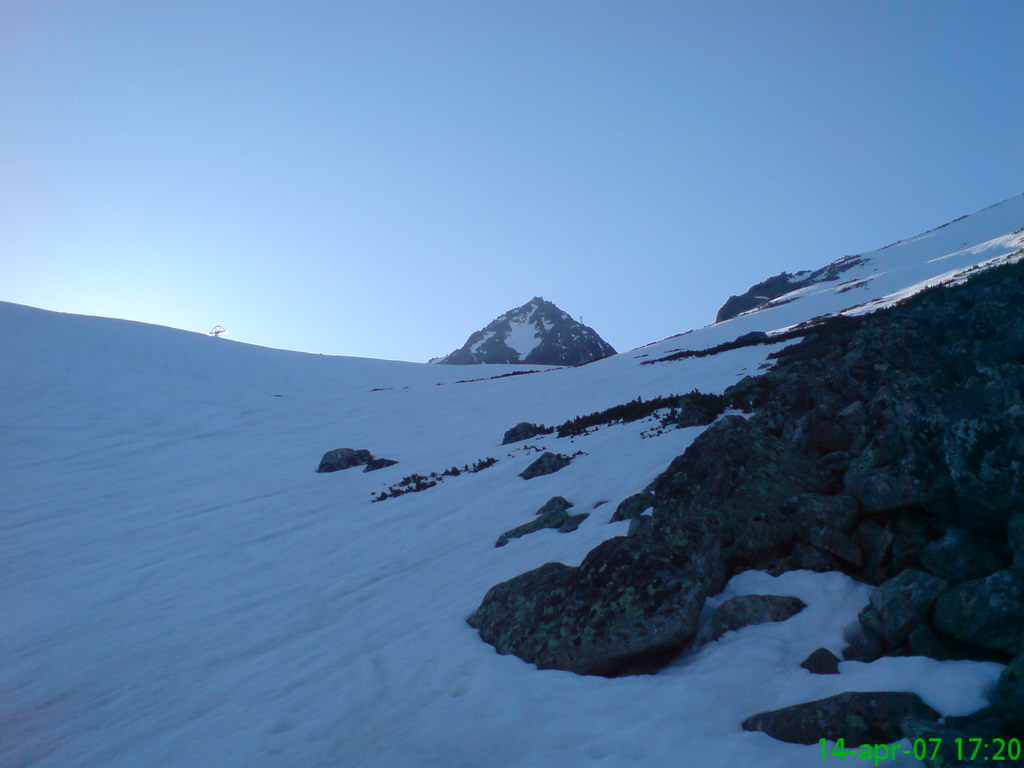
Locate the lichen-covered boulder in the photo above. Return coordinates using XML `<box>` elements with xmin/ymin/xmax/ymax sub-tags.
<box><xmin>800</xmin><ymin>647</ymin><xmax>840</xmax><ymax>674</ymax></box>
<box><xmin>609</xmin><ymin>492</ymin><xmax>653</xmax><ymax>523</ymax></box>
<box><xmin>316</xmin><ymin>447</ymin><xmax>373</xmax><ymax>473</ymax></box>
<box><xmin>741</xmin><ymin>691</ymin><xmax>939</xmax><ymax>745</ymax></box>
<box><xmin>519</xmin><ymin>451</ymin><xmax>572</xmax><ymax>480</ymax></box>
<box><xmin>858</xmin><ymin>568</ymin><xmax>948</xmax><ymax>649</ymax></box>
<box><xmin>712</xmin><ymin>594</ymin><xmax>806</xmax><ymax>639</ymax></box>
<box><xmin>468</xmin><ymin>536</ymin><xmax>723</xmax><ymax>676</ymax></box>
<box><xmin>935</xmin><ymin>570</ymin><xmax>1024</xmax><ymax>655</ymax></box>
<box><xmin>638</xmin><ymin>416</ymin><xmax>825</xmax><ymax>568</ymax></box>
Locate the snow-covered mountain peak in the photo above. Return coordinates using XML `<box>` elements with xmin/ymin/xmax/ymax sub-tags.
<box><xmin>435</xmin><ymin>296</ymin><xmax>616</xmax><ymax>366</ymax></box>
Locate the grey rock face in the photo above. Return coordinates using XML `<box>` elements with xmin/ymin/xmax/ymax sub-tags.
<box><xmin>741</xmin><ymin>691</ymin><xmax>939</xmax><ymax>745</ymax></box>
<box><xmin>519</xmin><ymin>452</ymin><xmax>572</xmax><ymax>480</ymax></box>
<box><xmin>800</xmin><ymin>647</ymin><xmax>840</xmax><ymax>674</ymax></box>
<box><xmin>436</xmin><ymin>297</ymin><xmax>616</xmax><ymax>366</ymax></box>
<box><xmin>712</xmin><ymin>594</ymin><xmax>806</xmax><ymax>639</ymax></box>
<box><xmin>467</xmin><ymin>536</ymin><xmax>723</xmax><ymax>676</ymax></box>
<box><xmin>316</xmin><ymin>448</ymin><xmax>373</xmax><ymax>473</ymax></box>
<box><xmin>935</xmin><ymin>570</ymin><xmax>1024</xmax><ymax>654</ymax></box>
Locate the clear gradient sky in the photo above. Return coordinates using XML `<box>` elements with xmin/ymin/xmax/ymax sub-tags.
<box><xmin>3</xmin><ymin>1</ymin><xmax>1022</xmax><ymax>361</ymax></box>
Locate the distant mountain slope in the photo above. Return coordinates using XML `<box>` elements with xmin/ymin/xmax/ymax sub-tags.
<box><xmin>435</xmin><ymin>296</ymin><xmax>616</xmax><ymax>366</ymax></box>
<box><xmin>2</xmin><ymin>193</ymin><xmax>1024</xmax><ymax>768</ymax></box>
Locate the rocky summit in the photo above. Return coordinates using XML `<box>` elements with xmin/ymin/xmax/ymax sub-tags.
<box><xmin>434</xmin><ymin>296</ymin><xmax>616</xmax><ymax>366</ymax></box>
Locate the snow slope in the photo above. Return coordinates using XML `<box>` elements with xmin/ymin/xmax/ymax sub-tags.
<box><xmin>2</xmin><ymin>194</ymin><xmax>1023</xmax><ymax>768</ymax></box>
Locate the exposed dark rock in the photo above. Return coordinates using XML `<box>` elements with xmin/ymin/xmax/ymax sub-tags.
<box><xmin>635</xmin><ymin>415</ymin><xmax>825</xmax><ymax>570</ymax></box>
<box><xmin>716</xmin><ymin>272</ymin><xmax>814</xmax><ymax>322</ymax></box>
<box><xmin>363</xmin><ymin>457</ymin><xmax>398</xmax><ymax>472</ymax></box>
<box><xmin>741</xmin><ymin>691</ymin><xmax>938</xmax><ymax>745</ymax></box>
<box><xmin>935</xmin><ymin>570</ymin><xmax>1024</xmax><ymax>655</ymax></box>
<box><xmin>800</xmin><ymin>647</ymin><xmax>840</xmax><ymax>674</ymax></box>
<box><xmin>842</xmin><ymin>625</ymin><xmax>883</xmax><ymax>663</ymax></box>
<box><xmin>920</xmin><ymin>528</ymin><xmax>1005</xmax><ymax>584</ymax></box>
<box><xmin>609</xmin><ymin>493</ymin><xmax>653</xmax><ymax>523</ymax></box>
<box><xmin>785</xmin><ymin>494</ymin><xmax>862</xmax><ymax>567</ymax></box>
<box><xmin>1010</xmin><ymin>514</ymin><xmax>1024</xmax><ymax>575</ymax></box>
<box><xmin>519</xmin><ymin>452</ymin><xmax>572</xmax><ymax>480</ymax></box>
<box><xmin>858</xmin><ymin>568</ymin><xmax>948</xmax><ymax>649</ymax></box>
<box><xmin>712</xmin><ymin>594</ymin><xmax>806</xmax><ymax>639</ymax></box>
<box><xmin>996</xmin><ymin>653</ymin><xmax>1024</xmax><ymax>733</ymax></box>
<box><xmin>467</xmin><ymin>536</ymin><xmax>725</xmax><ymax>676</ymax></box>
<box><xmin>501</xmin><ymin>422</ymin><xmax>549</xmax><ymax>445</ymax></box>
<box><xmin>907</xmin><ymin>624</ymin><xmax>1009</xmax><ymax>663</ymax></box>
<box><xmin>316</xmin><ymin>447</ymin><xmax>373</xmax><ymax>473</ymax></box>
<box><xmin>558</xmin><ymin>514</ymin><xmax>589</xmax><ymax>533</ymax></box>
<box><xmin>495</xmin><ymin>497</ymin><xmax>576</xmax><ymax>547</ymax></box>
<box><xmin>855</xmin><ymin>518</ymin><xmax>896</xmax><ymax>585</ymax></box>
<box><xmin>437</xmin><ymin>297</ymin><xmax>616</xmax><ymax>366</ymax></box>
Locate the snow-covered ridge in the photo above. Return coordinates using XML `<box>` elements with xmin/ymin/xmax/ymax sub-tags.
<box><xmin>2</xmin><ymin>193</ymin><xmax>1023</xmax><ymax>768</ymax></box>
<box><xmin>435</xmin><ymin>296</ymin><xmax>616</xmax><ymax>366</ymax></box>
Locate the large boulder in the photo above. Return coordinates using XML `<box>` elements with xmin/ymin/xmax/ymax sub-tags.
<box><xmin>741</xmin><ymin>691</ymin><xmax>939</xmax><ymax>745</ymax></box>
<box><xmin>636</xmin><ymin>416</ymin><xmax>825</xmax><ymax>569</ymax></box>
<box><xmin>712</xmin><ymin>594</ymin><xmax>806</xmax><ymax>639</ymax></box>
<box><xmin>858</xmin><ymin>568</ymin><xmax>948</xmax><ymax>649</ymax></box>
<box><xmin>467</xmin><ymin>536</ymin><xmax>724</xmax><ymax>676</ymax></box>
<box><xmin>519</xmin><ymin>452</ymin><xmax>572</xmax><ymax>480</ymax></box>
<box><xmin>316</xmin><ymin>447</ymin><xmax>373</xmax><ymax>473</ymax></box>
<box><xmin>935</xmin><ymin>570</ymin><xmax>1024</xmax><ymax>655</ymax></box>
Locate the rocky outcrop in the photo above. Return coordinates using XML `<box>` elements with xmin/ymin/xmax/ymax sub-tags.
<box><xmin>436</xmin><ymin>297</ymin><xmax>616</xmax><ymax>366</ymax></box>
<box><xmin>495</xmin><ymin>497</ymin><xmax>588</xmax><ymax>547</ymax></box>
<box><xmin>519</xmin><ymin>452</ymin><xmax>572</xmax><ymax>480</ymax></box>
<box><xmin>470</xmin><ymin>259</ymin><xmax>1024</xmax><ymax>689</ymax></box>
<box><xmin>317</xmin><ymin>448</ymin><xmax>397</xmax><ymax>473</ymax></box>
<box><xmin>609</xmin><ymin>492</ymin><xmax>653</xmax><ymax>523</ymax></box>
<box><xmin>741</xmin><ymin>691</ymin><xmax>938</xmax><ymax>745</ymax></box>
<box><xmin>711</xmin><ymin>594</ymin><xmax>805</xmax><ymax>639</ymax></box>
<box><xmin>468</xmin><ymin>536</ymin><xmax>725</xmax><ymax>676</ymax></box>
<box><xmin>714</xmin><ymin>256</ymin><xmax>864</xmax><ymax>322</ymax></box>
<box><xmin>501</xmin><ymin>422</ymin><xmax>550</xmax><ymax>445</ymax></box>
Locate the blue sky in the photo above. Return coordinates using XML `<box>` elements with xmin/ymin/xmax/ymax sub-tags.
<box><xmin>3</xmin><ymin>1</ymin><xmax>1022</xmax><ymax>361</ymax></box>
